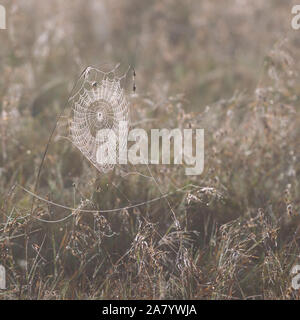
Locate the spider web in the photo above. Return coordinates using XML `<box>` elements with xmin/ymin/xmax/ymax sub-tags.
<box><xmin>20</xmin><ymin>63</ymin><xmax>196</xmax><ymax>229</ymax></box>
<box><xmin>65</xmin><ymin>64</ymin><xmax>129</xmax><ymax>173</ymax></box>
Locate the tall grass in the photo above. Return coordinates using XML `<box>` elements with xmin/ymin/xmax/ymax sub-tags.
<box><xmin>0</xmin><ymin>0</ymin><xmax>299</xmax><ymax>299</ymax></box>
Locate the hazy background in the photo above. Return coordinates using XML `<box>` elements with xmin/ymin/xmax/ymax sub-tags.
<box><xmin>0</xmin><ymin>0</ymin><xmax>299</xmax><ymax>300</ymax></box>
<box><xmin>1</xmin><ymin>0</ymin><xmax>298</xmax><ymax>105</ymax></box>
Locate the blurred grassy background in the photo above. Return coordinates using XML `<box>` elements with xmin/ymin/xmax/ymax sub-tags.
<box><xmin>0</xmin><ymin>0</ymin><xmax>299</xmax><ymax>299</ymax></box>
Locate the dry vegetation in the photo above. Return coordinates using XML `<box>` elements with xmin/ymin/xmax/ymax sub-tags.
<box><xmin>0</xmin><ymin>0</ymin><xmax>299</xmax><ymax>299</ymax></box>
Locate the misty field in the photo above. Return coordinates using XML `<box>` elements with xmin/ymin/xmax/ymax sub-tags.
<box><xmin>0</xmin><ymin>0</ymin><xmax>299</xmax><ymax>299</ymax></box>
